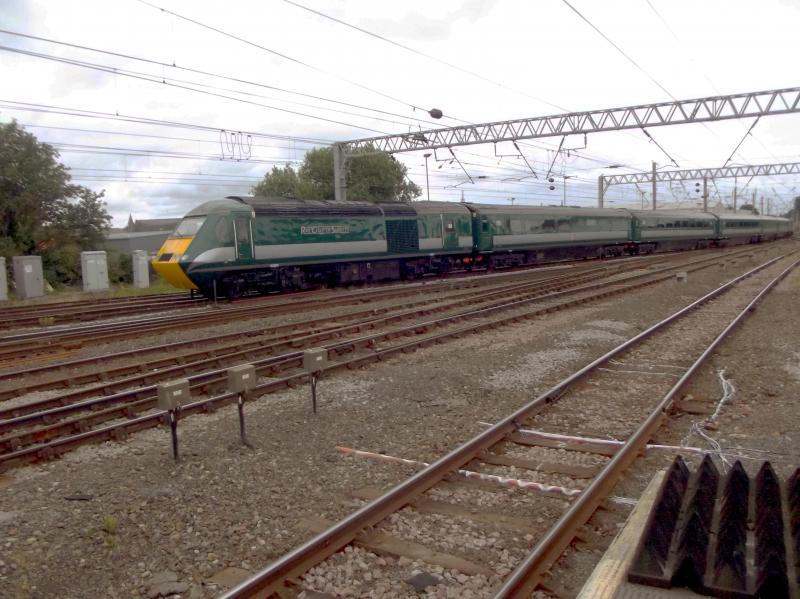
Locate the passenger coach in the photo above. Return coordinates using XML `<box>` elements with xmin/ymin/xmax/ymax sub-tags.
<box><xmin>152</xmin><ymin>196</ymin><xmax>792</xmax><ymax>298</ymax></box>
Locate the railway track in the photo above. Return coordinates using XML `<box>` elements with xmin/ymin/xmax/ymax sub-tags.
<box><xmin>0</xmin><ymin>245</ymin><xmax>775</xmax><ymax>470</ymax></box>
<box><xmin>0</xmin><ymin>253</ymin><xmax>679</xmax><ymax>368</ymax></box>
<box><xmin>0</xmin><ymin>291</ymin><xmax>205</xmax><ymax>330</ymax></box>
<box><xmin>0</xmin><ymin>245</ymin><xmax>764</xmax><ymax>372</ymax></box>
<box><xmin>0</xmin><ymin>264</ymin><xmax>615</xmax><ymax>402</ymax></box>
<box><xmin>210</xmin><ymin>251</ymin><xmax>799</xmax><ymax>598</ymax></box>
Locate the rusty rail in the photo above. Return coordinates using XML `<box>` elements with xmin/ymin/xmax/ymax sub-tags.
<box><xmin>0</xmin><ymin>248</ymin><xmax>759</xmax><ymax>469</ymax></box>
<box><xmin>217</xmin><ymin>253</ymin><xmax>791</xmax><ymax>598</ymax></box>
<box><xmin>494</xmin><ymin>255</ymin><xmax>800</xmax><ymax>597</ymax></box>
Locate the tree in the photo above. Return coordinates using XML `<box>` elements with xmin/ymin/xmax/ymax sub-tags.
<box><xmin>739</xmin><ymin>203</ymin><xmax>759</xmax><ymax>215</ymax></box>
<box><xmin>251</xmin><ymin>146</ymin><xmax>421</xmax><ymax>203</ymax></box>
<box><xmin>251</xmin><ymin>164</ymin><xmax>298</xmax><ymax>198</ymax></box>
<box><xmin>0</xmin><ymin>121</ymin><xmax>112</xmax><ymax>285</ymax></box>
<box><xmin>0</xmin><ymin>121</ymin><xmax>71</xmax><ymax>255</ymax></box>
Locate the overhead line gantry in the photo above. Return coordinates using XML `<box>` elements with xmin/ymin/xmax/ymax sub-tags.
<box><xmin>598</xmin><ymin>161</ymin><xmax>800</xmax><ymax>211</ymax></box>
<box><xmin>332</xmin><ymin>86</ymin><xmax>800</xmax><ymax>204</ymax></box>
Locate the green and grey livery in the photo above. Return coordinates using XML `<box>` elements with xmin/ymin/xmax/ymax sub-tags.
<box><xmin>153</xmin><ymin>196</ymin><xmax>792</xmax><ymax>298</ymax></box>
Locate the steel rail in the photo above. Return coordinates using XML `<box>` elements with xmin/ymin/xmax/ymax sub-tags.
<box><xmin>0</xmin><ymin>262</ymin><xmax>615</xmax><ymax>386</ymax></box>
<box><xmin>0</xmin><ymin>253</ymin><xmax>724</xmax><ymax>435</ymax></box>
<box><xmin>0</xmin><ymin>250</ymin><xmax>740</xmax><ymax>466</ymax></box>
<box><xmin>494</xmin><ymin>255</ymin><xmax>800</xmax><ymax>598</ymax></box>
<box><xmin>0</xmin><ymin>246</ymin><xmax>746</xmax><ymax>349</ymax></box>
<box><xmin>0</xmin><ymin>258</ymin><xmax>604</xmax><ymax>354</ymax></box>
<box><xmin>217</xmin><ymin>254</ymin><xmax>788</xmax><ymax>599</ymax></box>
<box><xmin>0</xmin><ymin>245</ymin><xmax>754</xmax><ymax>374</ymax></box>
<box><xmin>0</xmin><ymin>296</ymin><xmax>207</xmax><ymax>329</ymax></box>
<box><xmin>0</xmin><ymin>291</ymin><xmax>188</xmax><ymax>314</ymax></box>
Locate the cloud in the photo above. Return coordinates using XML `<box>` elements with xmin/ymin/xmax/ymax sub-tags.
<box><xmin>361</xmin><ymin>0</ymin><xmax>495</xmax><ymax>42</ymax></box>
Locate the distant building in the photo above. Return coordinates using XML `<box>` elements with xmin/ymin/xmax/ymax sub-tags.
<box><xmin>104</xmin><ymin>214</ymin><xmax>180</xmax><ymax>254</ymax></box>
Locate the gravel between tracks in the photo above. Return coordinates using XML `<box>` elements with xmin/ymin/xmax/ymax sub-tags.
<box><xmin>0</xmin><ymin>244</ymin><xmax>795</xmax><ymax>598</ymax></box>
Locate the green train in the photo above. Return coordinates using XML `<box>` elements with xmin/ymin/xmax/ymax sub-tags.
<box><xmin>152</xmin><ymin>196</ymin><xmax>792</xmax><ymax>297</ymax></box>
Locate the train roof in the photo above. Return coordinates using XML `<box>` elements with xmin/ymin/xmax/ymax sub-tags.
<box><xmin>710</xmin><ymin>211</ymin><xmax>788</xmax><ymax>221</ymax></box>
<box><xmin>412</xmin><ymin>201</ymin><xmax>472</xmax><ymax>215</ymax></box>
<box><xmin>627</xmin><ymin>209</ymin><xmax>717</xmax><ymax>220</ymax></box>
<box><xmin>465</xmin><ymin>203</ymin><xmax>628</xmax><ymax>218</ymax></box>
<box><xmin>226</xmin><ymin>196</ymin><xmax>418</xmax><ymax>217</ymax></box>
<box><xmin>185</xmin><ymin>197</ymin><xmax>247</xmax><ymax>217</ymax></box>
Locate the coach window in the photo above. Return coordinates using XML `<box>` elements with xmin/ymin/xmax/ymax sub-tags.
<box><xmin>215</xmin><ymin>218</ymin><xmax>233</xmax><ymax>246</ymax></box>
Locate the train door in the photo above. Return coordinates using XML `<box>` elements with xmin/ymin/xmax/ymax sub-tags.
<box><xmin>630</xmin><ymin>216</ymin><xmax>641</xmax><ymax>241</ymax></box>
<box><xmin>233</xmin><ymin>215</ymin><xmax>254</xmax><ymax>261</ymax></box>
<box><xmin>441</xmin><ymin>214</ymin><xmax>459</xmax><ymax>250</ymax></box>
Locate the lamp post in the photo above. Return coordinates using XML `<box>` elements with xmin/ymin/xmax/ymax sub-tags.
<box><xmin>424</xmin><ymin>153</ymin><xmax>432</xmax><ymax>202</ymax></box>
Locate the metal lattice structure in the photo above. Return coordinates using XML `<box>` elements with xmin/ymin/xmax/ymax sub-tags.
<box><xmin>333</xmin><ymin>86</ymin><xmax>800</xmax><ymax>202</ymax></box>
<box><xmin>602</xmin><ymin>161</ymin><xmax>800</xmax><ymax>192</ymax></box>
<box><xmin>342</xmin><ymin>86</ymin><xmax>800</xmax><ymax>154</ymax></box>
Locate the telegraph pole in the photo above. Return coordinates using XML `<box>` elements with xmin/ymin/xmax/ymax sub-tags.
<box><xmin>423</xmin><ymin>153</ymin><xmax>432</xmax><ymax>202</ymax></box>
<box><xmin>651</xmin><ymin>161</ymin><xmax>657</xmax><ymax>210</ymax></box>
<box><xmin>597</xmin><ymin>175</ymin><xmax>604</xmax><ymax>208</ymax></box>
<box><xmin>702</xmin><ymin>177</ymin><xmax>708</xmax><ymax>211</ymax></box>
<box><xmin>732</xmin><ymin>175</ymin><xmax>737</xmax><ymax>212</ymax></box>
<box><xmin>333</xmin><ymin>143</ymin><xmax>347</xmax><ymax>203</ymax></box>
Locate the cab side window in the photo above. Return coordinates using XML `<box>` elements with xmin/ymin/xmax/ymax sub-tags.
<box><xmin>235</xmin><ymin>216</ymin><xmax>250</xmax><ymax>242</ymax></box>
<box><xmin>215</xmin><ymin>218</ymin><xmax>233</xmax><ymax>246</ymax></box>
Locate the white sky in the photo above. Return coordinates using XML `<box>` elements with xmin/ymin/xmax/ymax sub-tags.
<box><xmin>1</xmin><ymin>0</ymin><xmax>799</xmax><ymax>226</ymax></box>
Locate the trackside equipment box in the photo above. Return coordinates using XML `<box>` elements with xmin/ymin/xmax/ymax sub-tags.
<box><xmin>12</xmin><ymin>255</ymin><xmax>44</xmax><ymax>299</ymax></box>
<box><xmin>81</xmin><ymin>251</ymin><xmax>110</xmax><ymax>292</ymax></box>
<box><xmin>303</xmin><ymin>348</ymin><xmax>328</xmax><ymax>373</ymax></box>
<box><xmin>228</xmin><ymin>364</ymin><xmax>256</xmax><ymax>393</ymax></box>
<box><xmin>157</xmin><ymin>379</ymin><xmax>190</xmax><ymax>410</ymax></box>
<box><xmin>0</xmin><ymin>257</ymin><xmax>7</xmax><ymax>301</ymax></box>
<box><xmin>132</xmin><ymin>250</ymin><xmax>149</xmax><ymax>289</ymax></box>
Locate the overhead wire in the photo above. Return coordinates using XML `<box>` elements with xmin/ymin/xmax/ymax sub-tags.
<box><xmin>0</xmin><ymin>45</ymin><xmax>391</xmax><ymax>134</ymax></box>
<box><xmin>134</xmin><ymin>0</ymin><xmax>445</xmax><ymax>123</ymax></box>
<box><xmin>0</xmin><ymin>99</ymin><xmax>334</xmax><ymax>144</ymax></box>
<box><xmin>559</xmin><ymin>0</ymin><xmax>687</xmax><ymax>167</ymax></box>
<box><xmin>282</xmin><ymin>0</ymin><xmax>568</xmax><ymax>113</ymax></box>
<box><xmin>20</xmin><ymin>123</ymin><xmax>321</xmax><ymax>151</ymax></box>
<box><xmin>561</xmin><ymin>0</ymin><xmax>675</xmax><ymax>101</ymax></box>
<box><xmin>276</xmin><ymin>0</ymin><xmax>663</xmax><ymax>174</ymax></box>
<box><xmin>722</xmin><ymin>117</ymin><xmax>761</xmax><ymax>167</ymax></box>
<box><xmin>0</xmin><ymin>28</ymin><xmax>447</xmax><ymax>128</ymax></box>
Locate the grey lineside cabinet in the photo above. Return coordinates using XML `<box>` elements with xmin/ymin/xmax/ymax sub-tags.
<box><xmin>12</xmin><ymin>255</ymin><xmax>44</xmax><ymax>299</ymax></box>
<box><xmin>0</xmin><ymin>257</ymin><xmax>7</xmax><ymax>301</ymax></box>
<box><xmin>81</xmin><ymin>251</ymin><xmax>110</xmax><ymax>292</ymax></box>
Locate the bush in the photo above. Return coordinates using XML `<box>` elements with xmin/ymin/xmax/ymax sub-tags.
<box><xmin>42</xmin><ymin>244</ymin><xmax>82</xmax><ymax>288</ymax></box>
<box><xmin>107</xmin><ymin>250</ymin><xmax>133</xmax><ymax>285</ymax></box>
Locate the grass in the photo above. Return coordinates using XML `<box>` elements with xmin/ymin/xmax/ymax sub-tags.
<box><xmin>2</xmin><ymin>276</ymin><xmax>183</xmax><ymax>306</ymax></box>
